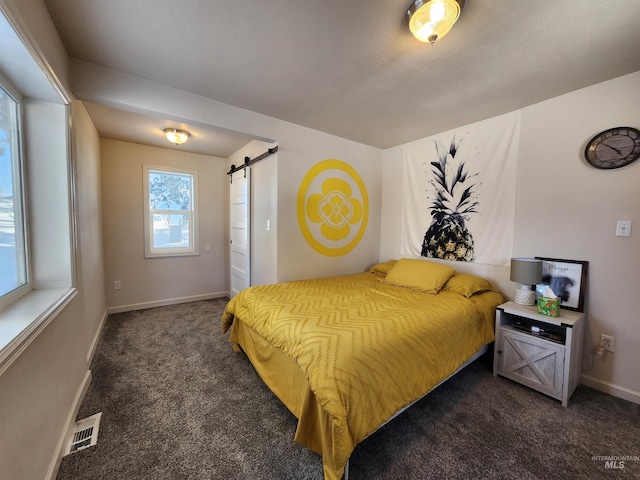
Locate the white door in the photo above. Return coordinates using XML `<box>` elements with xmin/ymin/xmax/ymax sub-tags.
<box><xmin>230</xmin><ymin>168</ymin><xmax>250</xmax><ymax>297</ymax></box>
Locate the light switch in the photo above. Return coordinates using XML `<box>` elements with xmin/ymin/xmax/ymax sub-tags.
<box><xmin>205</xmin><ymin>243</ymin><xmax>211</xmax><ymax>252</ymax></box>
<box><xmin>266</xmin><ymin>220</ymin><xmax>271</xmax><ymax>231</ymax></box>
<box><xmin>616</xmin><ymin>220</ymin><xmax>632</xmax><ymax>237</ymax></box>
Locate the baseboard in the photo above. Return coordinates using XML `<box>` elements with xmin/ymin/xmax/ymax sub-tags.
<box><xmin>581</xmin><ymin>373</ymin><xmax>640</xmax><ymax>405</ymax></box>
<box><xmin>87</xmin><ymin>309</ymin><xmax>109</xmax><ymax>365</ymax></box>
<box><xmin>107</xmin><ymin>292</ymin><xmax>228</xmax><ymax>314</ymax></box>
<box><xmin>46</xmin><ymin>369</ymin><xmax>92</xmax><ymax>480</ymax></box>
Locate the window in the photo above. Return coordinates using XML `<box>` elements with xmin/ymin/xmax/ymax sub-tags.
<box><xmin>0</xmin><ymin>77</ymin><xmax>29</xmax><ymax>309</ymax></box>
<box><xmin>143</xmin><ymin>165</ymin><xmax>199</xmax><ymax>257</ymax></box>
<box><xmin>0</xmin><ymin>11</ymin><xmax>75</xmax><ymax>370</ymax></box>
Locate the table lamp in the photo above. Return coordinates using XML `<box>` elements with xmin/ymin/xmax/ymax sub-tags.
<box><xmin>510</xmin><ymin>258</ymin><xmax>542</xmax><ymax>305</ymax></box>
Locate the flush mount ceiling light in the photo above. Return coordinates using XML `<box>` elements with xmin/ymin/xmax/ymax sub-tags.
<box><xmin>407</xmin><ymin>0</ymin><xmax>465</xmax><ymax>45</ymax></box>
<box><xmin>164</xmin><ymin>128</ymin><xmax>190</xmax><ymax>145</ymax></box>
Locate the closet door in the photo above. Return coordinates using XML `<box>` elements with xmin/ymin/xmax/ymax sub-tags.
<box><xmin>229</xmin><ymin>168</ymin><xmax>250</xmax><ymax>297</ymax></box>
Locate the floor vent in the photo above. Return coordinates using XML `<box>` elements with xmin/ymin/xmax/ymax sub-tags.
<box><xmin>65</xmin><ymin>412</ymin><xmax>102</xmax><ymax>455</ymax></box>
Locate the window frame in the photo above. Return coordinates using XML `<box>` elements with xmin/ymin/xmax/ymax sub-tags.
<box><xmin>0</xmin><ymin>7</ymin><xmax>76</xmax><ymax>375</ymax></box>
<box><xmin>143</xmin><ymin>164</ymin><xmax>199</xmax><ymax>258</ymax></box>
<box><xmin>0</xmin><ymin>73</ymin><xmax>30</xmax><ymax>309</ymax></box>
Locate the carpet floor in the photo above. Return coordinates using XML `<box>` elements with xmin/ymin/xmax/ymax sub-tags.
<box><xmin>56</xmin><ymin>298</ymin><xmax>640</xmax><ymax>479</ymax></box>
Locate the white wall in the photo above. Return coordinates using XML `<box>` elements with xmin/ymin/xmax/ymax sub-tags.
<box><xmin>101</xmin><ymin>139</ymin><xmax>228</xmax><ymax>311</ymax></box>
<box><xmin>251</xmin><ymin>148</ymin><xmax>278</xmax><ymax>285</ymax></box>
<box><xmin>380</xmin><ymin>71</ymin><xmax>640</xmax><ymax>402</ymax></box>
<box><xmin>24</xmin><ymin>100</ymin><xmax>72</xmax><ymax>289</ymax></box>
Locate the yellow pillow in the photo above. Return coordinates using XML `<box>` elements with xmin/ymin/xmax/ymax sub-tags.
<box><xmin>369</xmin><ymin>259</ymin><xmax>398</xmax><ymax>276</ymax></box>
<box><xmin>384</xmin><ymin>258</ymin><xmax>455</xmax><ymax>293</ymax></box>
<box><xmin>443</xmin><ymin>273</ymin><xmax>496</xmax><ymax>298</ymax></box>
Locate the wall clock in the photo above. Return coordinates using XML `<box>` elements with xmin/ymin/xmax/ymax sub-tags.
<box><xmin>584</xmin><ymin>127</ymin><xmax>640</xmax><ymax>169</ymax></box>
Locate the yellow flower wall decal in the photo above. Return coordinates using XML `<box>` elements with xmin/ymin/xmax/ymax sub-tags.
<box><xmin>297</xmin><ymin>159</ymin><xmax>369</xmax><ymax>257</ymax></box>
<box><xmin>306</xmin><ymin>178</ymin><xmax>363</xmax><ymax>241</ymax></box>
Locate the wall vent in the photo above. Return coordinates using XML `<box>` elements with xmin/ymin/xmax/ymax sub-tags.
<box><xmin>65</xmin><ymin>412</ymin><xmax>102</xmax><ymax>455</ymax></box>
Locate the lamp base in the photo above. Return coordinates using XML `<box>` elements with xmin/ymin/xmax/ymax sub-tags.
<box><xmin>513</xmin><ymin>287</ymin><xmax>536</xmax><ymax>306</ymax></box>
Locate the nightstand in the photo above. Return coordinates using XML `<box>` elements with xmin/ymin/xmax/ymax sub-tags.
<box><xmin>493</xmin><ymin>301</ymin><xmax>585</xmax><ymax>407</ymax></box>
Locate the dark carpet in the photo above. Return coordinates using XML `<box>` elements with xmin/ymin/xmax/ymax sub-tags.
<box><xmin>56</xmin><ymin>299</ymin><xmax>640</xmax><ymax>479</ymax></box>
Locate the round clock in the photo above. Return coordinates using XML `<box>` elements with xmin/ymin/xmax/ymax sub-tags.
<box><xmin>584</xmin><ymin>127</ymin><xmax>640</xmax><ymax>169</ymax></box>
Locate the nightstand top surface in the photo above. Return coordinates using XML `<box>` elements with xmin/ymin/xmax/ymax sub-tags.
<box><xmin>498</xmin><ymin>301</ymin><xmax>584</xmax><ymax>327</ymax></box>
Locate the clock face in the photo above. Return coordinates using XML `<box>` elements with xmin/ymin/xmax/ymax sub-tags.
<box><xmin>585</xmin><ymin>127</ymin><xmax>640</xmax><ymax>169</ymax></box>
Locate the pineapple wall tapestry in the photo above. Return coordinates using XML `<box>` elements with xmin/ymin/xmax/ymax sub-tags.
<box><xmin>401</xmin><ymin>111</ymin><xmax>521</xmax><ymax>266</ymax></box>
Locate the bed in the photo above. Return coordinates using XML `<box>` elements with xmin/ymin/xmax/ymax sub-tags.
<box><xmin>221</xmin><ymin>258</ymin><xmax>504</xmax><ymax>480</ymax></box>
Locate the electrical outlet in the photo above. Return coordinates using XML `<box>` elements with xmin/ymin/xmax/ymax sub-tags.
<box><xmin>600</xmin><ymin>334</ymin><xmax>615</xmax><ymax>353</ymax></box>
<box><xmin>113</xmin><ymin>280</ymin><xmax>121</xmax><ymax>290</ymax></box>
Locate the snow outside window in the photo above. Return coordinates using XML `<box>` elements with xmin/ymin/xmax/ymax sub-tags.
<box><xmin>143</xmin><ymin>165</ymin><xmax>199</xmax><ymax>257</ymax></box>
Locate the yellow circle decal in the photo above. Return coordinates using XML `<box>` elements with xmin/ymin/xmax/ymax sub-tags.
<box><xmin>297</xmin><ymin>159</ymin><xmax>369</xmax><ymax>257</ymax></box>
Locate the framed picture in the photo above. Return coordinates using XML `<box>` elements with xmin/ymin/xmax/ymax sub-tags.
<box><xmin>535</xmin><ymin>257</ymin><xmax>588</xmax><ymax>312</ymax></box>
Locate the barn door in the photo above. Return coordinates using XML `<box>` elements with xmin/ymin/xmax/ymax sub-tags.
<box><xmin>229</xmin><ymin>168</ymin><xmax>250</xmax><ymax>297</ymax></box>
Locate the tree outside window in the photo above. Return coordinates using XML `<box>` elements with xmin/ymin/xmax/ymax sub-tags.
<box><xmin>144</xmin><ymin>165</ymin><xmax>198</xmax><ymax>257</ymax></box>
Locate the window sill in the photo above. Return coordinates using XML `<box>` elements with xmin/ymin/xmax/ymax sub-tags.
<box><xmin>0</xmin><ymin>287</ymin><xmax>77</xmax><ymax>375</ymax></box>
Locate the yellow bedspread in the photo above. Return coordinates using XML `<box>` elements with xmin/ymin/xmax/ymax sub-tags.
<box><xmin>221</xmin><ymin>272</ymin><xmax>503</xmax><ymax>480</ymax></box>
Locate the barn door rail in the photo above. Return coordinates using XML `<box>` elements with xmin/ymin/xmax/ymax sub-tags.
<box><xmin>227</xmin><ymin>146</ymin><xmax>278</xmax><ymax>183</ymax></box>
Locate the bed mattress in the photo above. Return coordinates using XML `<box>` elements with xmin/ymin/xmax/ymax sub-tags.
<box><xmin>222</xmin><ymin>271</ymin><xmax>503</xmax><ymax>479</ymax></box>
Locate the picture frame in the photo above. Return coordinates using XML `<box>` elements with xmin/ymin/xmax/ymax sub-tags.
<box><xmin>535</xmin><ymin>257</ymin><xmax>588</xmax><ymax>312</ymax></box>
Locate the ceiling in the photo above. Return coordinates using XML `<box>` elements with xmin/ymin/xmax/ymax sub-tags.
<box><xmin>42</xmin><ymin>0</ymin><xmax>640</xmax><ymax>156</ymax></box>
<box><xmin>81</xmin><ymin>102</ymin><xmax>256</xmax><ymax>157</ymax></box>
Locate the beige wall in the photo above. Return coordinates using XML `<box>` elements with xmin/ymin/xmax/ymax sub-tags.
<box><xmin>380</xmin><ymin>70</ymin><xmax>640</xmax><ymax>403</ymax></box>
<box><xmin>2</xmin><ymin>2</ymin><xmax>634</xmax><ymax>479</ymax></box>
<box><xmin>72</xmin><ymin>101</ymin><xmax>107</xmax><ymax>359</ymax></box>
<box><xmin>101</xmin><ymin>139</ymin><xmax>228</xmax><ymax>311</ymax></box>
<box><xmin>0</xmin><ymin>98</ymin><xmax>106</xmax><ymax>480</ymax></box>
<box><xmin>73</xmin><ymin>62</ymin><xmax>384</xmax><ymax>284</ymax></box>
<box><xmin>0</xmin><ymin>296</ymin><xmax>88</xmax><ymax>480</ymax></box>
<box><xmin>0</xmin><ymin>0</ymin><xmax>70</xmax><ymax>95</ymax></box>
<box><xmin>516</xmin><ymin>71</ymin><xmax>640</xmax><ymax>401</ymax></box>
<box><xmin>275</xmin><ymin>134</ymin><xmax>382</xmax><ymax>283</ymax></box>
<box><xmin>0</xmin><ymin>1</ymin><xmax>108</xmax><ymax>477</ymax></box>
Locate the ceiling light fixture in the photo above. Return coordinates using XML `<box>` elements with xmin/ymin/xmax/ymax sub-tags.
<box><xmin>407</xmin><ymin>0</ymin><xmax>464</xmax><ymax>45</ymax></box>
<box><xmin>164</xmin><ymin>128</ymin><xmax>190</xmax><ymax>145</ymax></box>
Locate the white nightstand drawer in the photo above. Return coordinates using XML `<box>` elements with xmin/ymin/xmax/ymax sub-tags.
<box><xmin>493</xmin><ymin>302</ymin><xmax>585</xmax><ymax>407</ymax></box>
<box><xmin>496</xmin><ymin>327</ymin><xmax>565</xmax><ymax>399</ymax></box>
